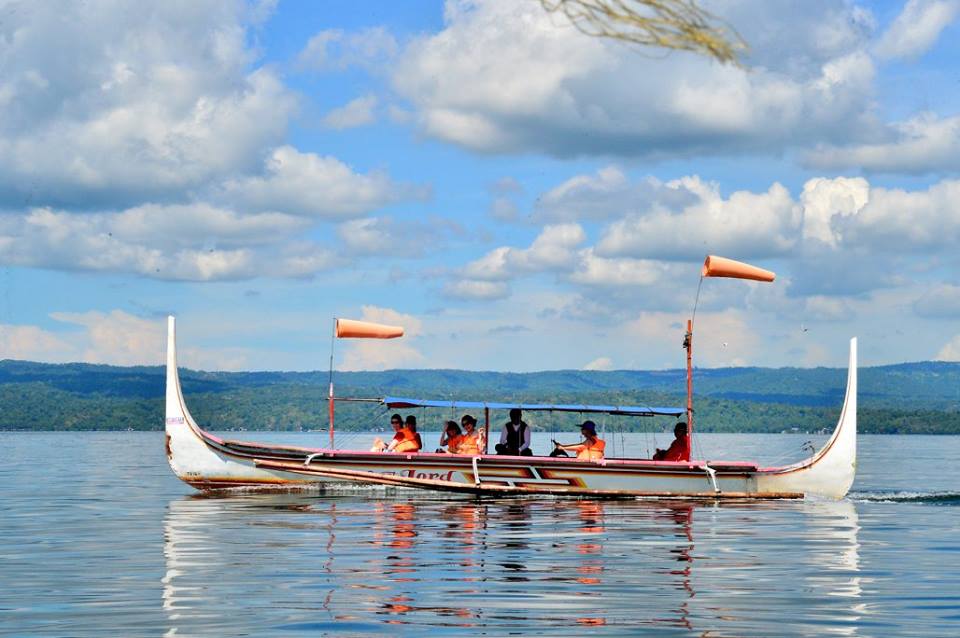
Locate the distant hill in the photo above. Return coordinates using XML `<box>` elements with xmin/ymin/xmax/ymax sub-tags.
<box><xmin>1</xmin><ymin>359</ymin><xmax>959</xmax><ymax>433</ymax></box>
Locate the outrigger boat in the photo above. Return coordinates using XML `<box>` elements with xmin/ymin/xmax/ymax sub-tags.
<box><xmin>165</xmin><ymin>256</ymin><xmax>857</xmax><ymax>499</ymax></box>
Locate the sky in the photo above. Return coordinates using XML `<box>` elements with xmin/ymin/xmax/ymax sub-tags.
<box><xmin>2</xmin><ymin>0</ymin><xmax>960</xmax><ymax>373</ymax></box>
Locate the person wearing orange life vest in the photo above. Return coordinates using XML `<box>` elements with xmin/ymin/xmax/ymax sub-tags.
<box><xmin>382</xmin><ymin>414</ymin><xmax>421</xmax><ymax>453</ymax></box>
<box><xmin>371</xmin><ymin>413</ymin><xmax>404</xmax><ymax>452</ymax></box>
<box><xmin>457</xmin><ymin>414</ymin><xmax>483</xmax><ymax>455</ymax></box>
<box><xmin>404</xmin><ymin>415</ymin><xmax>423</xmax><ymax>452</ymax></box>
<box><xmin>436</xmin><ymin>420</ymin><xmax>464</xmax><ymax>453</ymax></box>
<box><xmin>653</xmin><ymin>422</ymin><xmax>690</xmax><ymax>462</ymax></box>
<box><xmin>554</xmin><ymin>420</ymin><xmax>606</xmax><ymax>461</ymax></box>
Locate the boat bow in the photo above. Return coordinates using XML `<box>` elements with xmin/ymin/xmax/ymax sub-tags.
<box><xmin>757</xmin><ymin>338</ymin><xmax>857</xmax><ymax>499</ymax></box>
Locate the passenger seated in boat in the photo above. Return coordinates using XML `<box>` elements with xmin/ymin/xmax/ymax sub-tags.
<box><xmin>437</xmin><ymin>420</ymin><xmax>463</xmax><ymax>453</ymax></box>
<box><xmin>458</xmin><ymin>414</ymin><xmax>482</xmax><ymax>455</ymax></box>
<box><xmin>653</xmin><ymin>422</ymin><xmax>690</xmax><ymax>462</ymax></box>
<box><xmin>495</xmin><ymin>408</ymin><xmax>533</xmax><ymax>456</ymax></box>
<box><xmin>371</xmin><ymin>413</ymin><xmax>404</xmax><ymax>452</ymax></box>
<box><xmin>553</xmin><ymin>420</ymin><xmax>606</xmax><ymax>461</ymax></box>
<box><xmin>403</xmin><ymin>415</ymin><xmax>423</xmax><ymax>452</ymax></box>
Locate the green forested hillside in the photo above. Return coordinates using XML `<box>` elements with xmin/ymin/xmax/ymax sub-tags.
<box><xmin>1</xmin><ymin>359</ymin><xmax>959</xmax><ymax>433</ymax></box>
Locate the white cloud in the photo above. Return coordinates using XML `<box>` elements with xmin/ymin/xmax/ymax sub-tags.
<box><xmin>0</xmin><ymin>310</ymin><xmax>249</xmax><ymax>369</ymax></box>
<box><xmin>50</xmin><ymin>310</ymin><xmax>167</xmax><ymax>367</ymax></box>
<box><xmin>914</xmin><ymin>284</ymin><xmax>960</xmax><ymax>318</ymax></box>
<box><xmin>339</xmin><ymin>306</ymin><xmax>425</xmax><ymax>370</ymax></box>
<box><xmin>803</xmin><ymin>296</ymin><xmax>855</xmax><ymax>321</ymax></box>
<box><xmin>442</xmin><ymin>280</ymin><xmax>511</xmax><ymax>301</ymax></box>
<box><xmin>218</xmin><ymin>146</ymin><xmax>428</xmax><ymax>218</ymax></box>
<box><xmin>839</xmin><ymin>179</ymin><xmax>960</xmax><ymax>250</ymax></box>
<box><xmin>582</xmin><ymin>356</ymin><xmax>613</xmax><ymax>371</ymax></box>
<box><xmin>461</xmin><ymin>224</ymin><xmax>586</xmax><ymax>282</ymax></box>
<box><xmin>800</xmin><ymin>176</ymin><xmax>870</xmax><ymax>247</ymax></box>
<box><xmin>596</xmin><ymin>177</ymin><xmax>801</xmax><ymax>260</ymax></box>
<box><xmin>532</xmin><ymin>166</ymin><xmax>701</xmax><ymax>223</ymax></box>
<box><xmin>569</xmin><ymin>250</ymin><xmax>665</xmax><ymax>288</ymax></box>
<box><xmin>805</xmin><ymin>113</ymin><xmax>960</xmax><ymax>174</ymax></box>
<box><xmin>489</xmin><ymin>197</ymin><xmax>519</xmax><ymax>222</ymax></box>
<box><xmin>322</xmin><ymin>94</ymin><xmax>378</xmax><ymax>129</ymax></box>
<box><xmin>937</xmin><ymin>334</ymin><xmax>960</xmax><ymax>360</ymax></box>
<box><xmin>336</xmin><ymin>215</ymin><xmax>465</xmax><ymax>257</ymax></box>
<box><xmin>393</xmin><ymin>0</ymin><xmax>879</xmax><ymax>159</ymax></box>
<box><xmin>0</xmin><ymin>2</ymin><xmax>296</xmax><ymax>208</ymax></box>
<box><xmin>0</xmin><ymin>205</ymin><xmax>335</xmax><ymax>281</ymax></box>
<box><xmin>0</xmin><ymin>323</ymin><xmax>73</xmax><ymax>362</ymax></box>
<box><xmin>297</xmin><ymin>27</ymin><xmax>398</xmax><ymax>72</ymax></box>
<box><xmin>875</xmin><ymin>0</ymin><xmax>960</xmax><ymax>59</ymax></box>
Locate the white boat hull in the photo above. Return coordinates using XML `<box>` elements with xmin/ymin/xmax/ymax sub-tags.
<box><xmin>165</xmin><ymin>317</ymin><xmax>857</xmax><ymax>499</ymax></box>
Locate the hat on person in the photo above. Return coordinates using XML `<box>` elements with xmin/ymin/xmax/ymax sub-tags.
<box><xmin>580</xmin><ymin>420</ymin><xmax>597</xmax><ymax>433</ymax></box>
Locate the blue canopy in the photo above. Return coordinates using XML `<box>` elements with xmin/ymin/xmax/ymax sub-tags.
<box><xmin>381</xmin><ymin>396</ymin><xmax>684</xmax><ymax>418</ymax></box>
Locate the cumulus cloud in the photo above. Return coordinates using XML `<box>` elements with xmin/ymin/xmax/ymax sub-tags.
<box><xmin>914</xmin><ymin>284</ymin><xmax>960</xmax><ymax>318</ymax></box>
<box><xmin>339</xmin><ymin>306</ymin><xmax>425</xmax><ymax>370</ymax></box>
<box><xmin>568</xmin><ymin>250</ymin><xmax>665</xmax><ymax>288</ymax></box>
<box><xmin>534</xmin><ymin>167</ymin><xmax>699</xmax><ymax>222</ymax></box>
<box><xmin>875</xmin><ymin>0</ymin><xmax>960</xmax><ymax>59</ymax></box>
<box><xmin>393</xmin><ymin>0</ymin><xmax>880</xmax><ymax>159</ymax></box>
<box><xmin>805</xmin><ymin>113</ymin><xmax>960</xmax><ymax>175</ymax></box>
<box><xmin>0</xmin><ymin>323</ymin><xmax>73</xmax><ymax>362</ymax></box>
<box><xmin>337</xmin><ymin>215</ymin><xmax>465</xmax><ymax>257</ymax></box>
<box><xmin>218</xmin><ymin>146</ymin><xmax>428</xmax><ymax>218</ymax></box>
<box><xmin>447</xmin><ymin>169</ymin><xmax>960</xmax><ymax>305</ymax></box>
<box><xmin>442</xmin><ymin>280</ymin><xmax>511</xmax><ymax>301</ymax></box>
<box><xmin>937</xmin><ymin>334</ymin><xmax>960</xmax><ymax>360</ymax></box>
<box><xmin>0</xmin><ymin>205</ymin><xmax>335</xmax><ymax>281</ymax></box>
<box><xmin>596</xmin><ymin>177</ymin><xmax>801</xmax><ymax>260</ymax></box>
<box><xmin>582</xmin><ymin>356</ymin><xmax>613</xmax><ymax>371</ymax></box>
<box><xmin>0</xmin><ymin>2</ymin><xmax>296</xmax><ymax>209</ymax></box>
<box><xmin>297</xmin><ymin>26</ymin><xmax>399</xmax><ymax>72</ymax></box>
<box><xmin>461</xmin><ymin>224</ymin><xmax>586</xmax><ymax>281</ymax></box>
<box><xmin>800</xmin><ymin>177</ymin><xmax>870</xmax><ymax>247</ymax></box>
<box><xmin>322</xmin><ymin>94</ymin><xmax>378</xmax><ymax>129</ymax></box>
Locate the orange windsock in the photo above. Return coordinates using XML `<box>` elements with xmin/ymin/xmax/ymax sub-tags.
<box><xmin>335</xmin><ymin>318</ymin><xmax>404</xmax><ymax>339</ymax></box>
<box><xmin>701</xmin><ymin>255</ymin><xmax>775</xmax><ymax>282</ymax></box>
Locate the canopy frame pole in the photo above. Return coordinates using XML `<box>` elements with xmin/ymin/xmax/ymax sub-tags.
<box><xmin>483</xmin><ymin>407</ymin><xmax>490</xmax><ymax>455</ymax></box>
<box><xmin>328</xmin><ymin>317</ymin><xmax>336</xmax><ymax>449</ymax></box>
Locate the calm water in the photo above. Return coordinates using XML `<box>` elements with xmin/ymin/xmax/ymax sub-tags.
<box><xmin>1</xmin><ymin>432</ymin><xmax>959</xmax><ymax>637</ymax></box>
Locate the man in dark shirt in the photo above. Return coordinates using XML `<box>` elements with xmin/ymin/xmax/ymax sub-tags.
<box><xmin>495</xmin><ymin>408</ymin><xmax>533</xmax><ymax>456</ymax></box>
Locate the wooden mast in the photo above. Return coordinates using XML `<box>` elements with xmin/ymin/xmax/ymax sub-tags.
<box><xmin>684</xmin><ymin>318</ymin><xmax>693</xmax><ymax>455</ymax></box>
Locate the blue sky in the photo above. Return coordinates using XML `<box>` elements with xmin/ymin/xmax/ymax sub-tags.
<box><xmin>2</xmin><ymin>0</ymin><xmax>960</xmax><ymax>372</ymax></box>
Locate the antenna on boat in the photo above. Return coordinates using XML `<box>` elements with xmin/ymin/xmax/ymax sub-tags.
<box><xmin>688</xmin><ymin>255</ymin><xmax>776</xmax><ymax>460</ymax></box>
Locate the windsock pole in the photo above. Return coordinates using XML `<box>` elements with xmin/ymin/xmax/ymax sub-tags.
<box><xmin>684</xmin><ymin>319</ymin><xmax>694</xmax><ymax>450</ymax></box>
<box><xmin>329</xmin><ymin>318</ymin><xmax>336</xmax><ymax>449</ymax></box>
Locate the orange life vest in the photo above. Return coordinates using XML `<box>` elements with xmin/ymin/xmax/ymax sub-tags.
<box><xmin>445</xmin><ymin>434</ymin><xmax>463</xmax><ymax>453</ymax></box>
<box><xmin>457</xmin><ymin>432</ymin><xmax>480</xmax><ymax>455</ymax></box>
<box><xmin>576</xmin><ymin>438</ymin><xmax>605</xmax><ymax>461</ymax></box>
<box><xmin>394</xmin><ymin>427</ymin><xmax>421</xmax><ymax>453</ymax></box>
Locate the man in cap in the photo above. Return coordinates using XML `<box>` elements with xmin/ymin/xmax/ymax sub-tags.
<box><xmin>553</xmin><ymin>420</ymin><xmax>606</xmax><ymax>461</ymax></box>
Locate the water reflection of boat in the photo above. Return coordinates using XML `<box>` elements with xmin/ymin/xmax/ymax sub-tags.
<box><xmin>162</xmin><ymin>494</ymin><xmax>864</xmax><ymax>635</ymax></box>
<box><xmin>164</xmin><ymin>256</ymin><xmax>857</xmax><ymax>499</ymax></box>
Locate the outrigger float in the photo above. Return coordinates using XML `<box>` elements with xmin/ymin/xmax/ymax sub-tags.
<box><xmin>165</xmin><ymin>256</ymin><xmax>857</xmax><ymax>499</ymax></box>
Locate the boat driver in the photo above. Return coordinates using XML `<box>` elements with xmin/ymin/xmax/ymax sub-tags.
<box><xmin>553</xmin><ymin>420</ymin><xmax>606</xmax><ymax>461</ymax></box>
<box><xmin>495</xmin><ymin>408</ymin><xmax>533</xmax><ymax>456</ymax></box>
<box><xmin>653</xmin><ymin>422</ymin><xmax>690</xmax><ymax>462</ymax></box>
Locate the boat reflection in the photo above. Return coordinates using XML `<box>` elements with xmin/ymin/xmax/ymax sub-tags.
<box><xmin>161</xmin><ymin>494</ymin><xmax>863</xmax><ymax>636</ymax></box>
